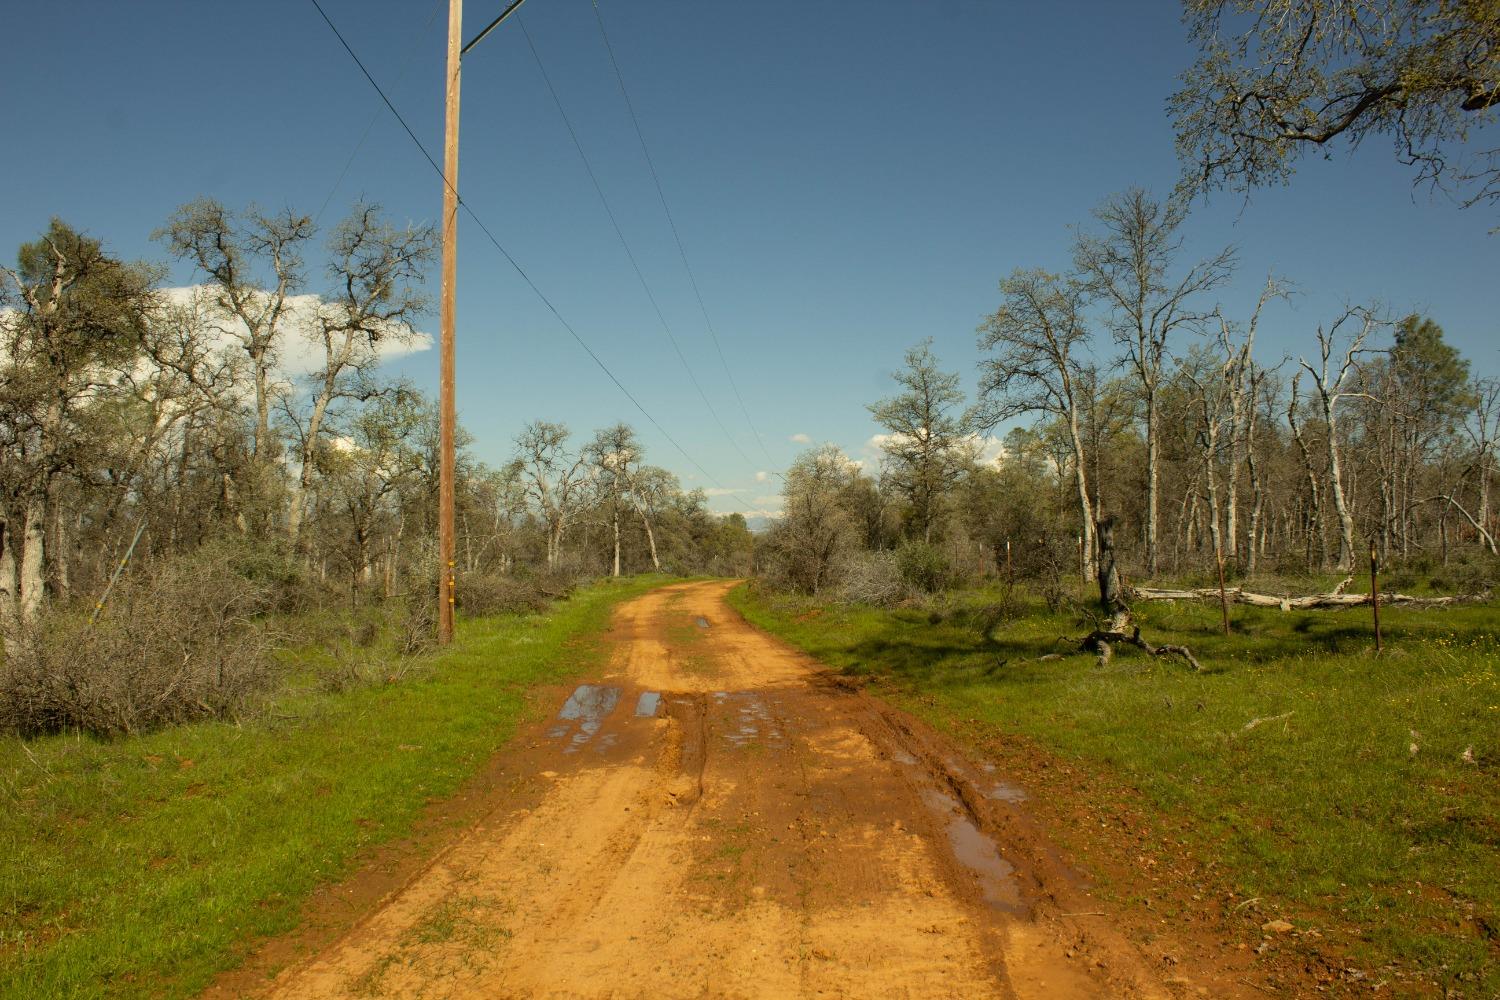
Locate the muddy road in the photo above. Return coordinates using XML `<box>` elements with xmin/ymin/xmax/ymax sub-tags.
<box><xmin>247</xmin><ymin>581</ymin><xmax>1236</xmax><ymax>999</ymax></box>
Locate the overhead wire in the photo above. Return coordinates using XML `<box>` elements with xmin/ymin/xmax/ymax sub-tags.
<box><xmin>314</xmin><ymin>0</ymin><xmax>447</xmax><ymax>226</ymax></box>
<box><xmin>306</xmin><ymin>0</ymin><xmax>752</xmax><ymax>511</ymax></box>
<box><xmin>515</xmin><ymin>15</ymin><xmax>757</xmax><ymax>470</ymax></box>
<box><xmin>587</xmin><ymin>0</ymin><xmax>778</xmax><ymax>471</ymax></box>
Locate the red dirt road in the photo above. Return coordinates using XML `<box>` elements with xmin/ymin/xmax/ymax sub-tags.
<box><xmin>240</xmin><ymin>581</ymin><xmax>1243</xmax><ymax>999</ymax></box>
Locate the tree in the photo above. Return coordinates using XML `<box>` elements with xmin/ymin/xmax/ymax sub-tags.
<box><xmin>509</xmin><ymin>421</ymin><xmax>589</xmax><ymax>571</ymax></box>
<box><xmin>157</xmin><ymin>200</ymin><xmax>314</xmax><ymax>467</ymax></box>
<box><xmin>1</xmin><ymin>221</ymin><xmax>156</xmax><ymax>646</ymax></box>
<box><xmin>867</xmin><ymin>339</ymin><xmax>970</xmax><ymax>543</ymax></box>
<box><xmin>975</xmin><ymin>270</ymin><xmax>1098</xmax><ymax>578</ymax></box>
<box><xmin>1300</xmin><ymin>306</ymin><xmax>1384</xmax><ymax>571</ymax></box>
<box><xmin>1073</xmin><ymin>188</ymin><xmax>1234</xmax><ymax>575</ymax></box>
<box><xmin>767</xmin><ymin>445</ymin><xmax>858</xmax><ymax>594</ymax></box>
<box><xmin>586</xmin><ymin>423</ymin><xmax>641</xmax><ymax>578</ymax></box>
<box><xmin>1172</xmin><ymin>0</ymin><xmax>1500</xmax><ymax>210</ymax></box>
<box><xmin>284</xmin><ymin>204</ymin><xmax>436</xmax><ymax>545</ymax></box>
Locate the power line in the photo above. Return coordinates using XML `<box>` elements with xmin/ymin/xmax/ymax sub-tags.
<box><xmin>307</xmin><ymin>0</ymin><xmax>751</xmax><ymax>511</ymax></box>
<box><xmin>588</xmin><ymin>0</ymin><xmax>778</xmax><ymax>471</ymax></box>
<box><xmin>516</xmin><ymin>15</ymin><xmax>757</xmax><ymax>470</ymax></box>
<box><xmin>315</xmin><ymin>0</ymin><xmax>447</xmax><ymax>226</ymax></box>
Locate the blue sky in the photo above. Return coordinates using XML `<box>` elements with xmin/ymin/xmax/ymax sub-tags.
<box><xmin>5</xmin><ymin>0</ymin><xmax>1497</xmax><ymax>515</ymax></box>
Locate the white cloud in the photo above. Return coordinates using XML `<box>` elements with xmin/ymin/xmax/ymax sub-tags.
<box><xmin>751</xmin><ymin>494</ymin><xmax>782</xmax><ymax>507</ymax></box>
<box><xmin>160</xmin><ymin>285</ymin><xmax>432</xmax><ymax>376</ymax></box>
<box><xmin>864</xmin><ymin>431</ymin><xmax>1008</xmax><ymax>468</ymax></box>
<box><xmin>789</xmin><ymin>432</ymin><xmax>812</xmax><ymax>444</ymax></box>
<box><xmin>703</xmin><ymin>487</ymin><xmax>744</xmax><ymax>497</ymax></box>
<box><xmin>754</xmin><ymin>470</ymin><xmax>770</xmax><ymax>482</ymax></box>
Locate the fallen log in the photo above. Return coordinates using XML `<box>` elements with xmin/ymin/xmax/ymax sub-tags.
<box><xmin>1128</xmin><ymin>583</ymin><xmax>1490</xmax><ymax>611</ymax></box>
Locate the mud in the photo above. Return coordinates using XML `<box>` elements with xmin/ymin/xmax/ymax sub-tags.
<box><xmin>225</xmin><ymin>581</ymin><xmax>1254</xmax><ymax>999</ymax></box>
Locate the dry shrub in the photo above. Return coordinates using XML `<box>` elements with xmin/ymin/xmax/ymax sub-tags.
<box><xmin>837</xmin><ymin>550</ymin><xmax>908</xmax><ymax>607</ymax></box>
<box><xmin>457</xmin><ymin>574</ymin><xmax>550</xmax><ymax>617</ymax></box>
<box><xmin>0</xmin><ymin>544</ymin><xmax>282</xmax><ymax>736</ymax></box>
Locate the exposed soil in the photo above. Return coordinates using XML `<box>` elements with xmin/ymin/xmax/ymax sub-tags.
<box><xmin>211</xmin><ymin>581</ymin><xmax>1265</xmax><ymax>999</ymax></box>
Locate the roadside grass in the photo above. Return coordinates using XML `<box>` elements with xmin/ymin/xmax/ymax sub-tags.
<box><xmin>0</xmin><ymin>574</ymin><xmax>671</xmax><ymax>1000</ymax></box>
<box><xmin>728</xmin><ymin>582</ymin><xmax>1500</xmax><ymax>995</ymax></box>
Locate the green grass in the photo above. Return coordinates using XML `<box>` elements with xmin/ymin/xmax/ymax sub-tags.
<box><xmin>728</xmin><ymin>582</ymin><xmax>1500</xmax><ymax>995</ymax></box>
<box><xmin>0</xmin><ymin>574</ymin><xmax>671</xmax><ymax>999</ymax></box>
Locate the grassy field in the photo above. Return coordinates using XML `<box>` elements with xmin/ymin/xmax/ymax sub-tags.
<box><xmin>728</xmin><ymin>581</ymin><xmax>1500</xmax><ymax>996</ymax></box>
<box><xmin>0</xmin><ymin>575</ymin><xmax>670</xmax><ymax>1000</ymax></box>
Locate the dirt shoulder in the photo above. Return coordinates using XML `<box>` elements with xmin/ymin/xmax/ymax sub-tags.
<box><xmin>210</xmin><ymin>580</ymin><xmax>1267</xmax><ymax>999</ymax></box>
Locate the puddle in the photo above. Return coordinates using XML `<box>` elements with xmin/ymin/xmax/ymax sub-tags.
<box><xmin>919</xmin><ymin>788</ymin><xmax>1026</xmax><ymax>914</ymax></box>
<box><xmin>716</xmin><ymin>692</ymin><xmax>785</xmax><ymax>748</ymax></box>
<box><xmin>552</xmin><ymin>685</ymin><xmax>622</xmax><ymax>754</ymax></box>
<box><xmin>986</xmin><ymin>781</ymin><xmax>1027</xmax><ymax>803</ymax></box>
<box><xmin>695</xmin><ymin>616</ymin><xmax>710</xmax><ymax>629</ymax></box>
<box><xmin>635</xmin><ymin>691</ymin><xmax>662</xmax><ymax>717</ymax></box>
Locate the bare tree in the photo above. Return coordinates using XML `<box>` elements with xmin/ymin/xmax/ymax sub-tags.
<box><xmin>157</xmin><ymin>199</ymin><xmax>314</xmax><ymax>465</ymax></box>
<box><xmin>509</xmin><ymin>421</ymin><xmax>589</xmax><ymax>571</ymax></box>
<box><xmin>1300</xmin><ymin>306</ymin><xmax>1384</xmax><ymax>571</ymax></box>
<box><xmin>975</xmin><ymin>270</ymin><xmax>1098</xmax><ymax>578</ymax></box>
<box><xmin>586</xmin><ymin>423</ymin><xmax>642</xmax><ymax>578</ymax></box>
<box><xmin>1073</xmin><ymin>188</ymin><xmax>1234</xmax><ymax>575</ymax></box>
<box><xmin>285</xmin><ymin>205</ymin><xmax>436</xmax><ymax>545</ymax></box>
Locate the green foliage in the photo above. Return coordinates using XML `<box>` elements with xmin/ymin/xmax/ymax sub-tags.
<box><xmin>731</xmin><ymin>583</ymin><xmax>1500</xmax><ymax>994</ymax></box>
<box><xmin>895</xmin><ymin>540</ymin><xmax>953</xmax><ymax>593</ymax></box>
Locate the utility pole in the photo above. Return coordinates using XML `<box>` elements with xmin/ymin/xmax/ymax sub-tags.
<box><xmin>437</xmin><ymin>0</ymin><xmax>532</xmax><ymax>644</ymax></box>
<box><xmin>438</xmin><ymin>0</ymin><xmax>462</xmax><ymax>645</ymax></box>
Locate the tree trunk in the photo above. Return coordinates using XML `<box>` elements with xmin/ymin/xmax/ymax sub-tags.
<box><xmin>1145</xmin><ymin>391</ymin><xmax>1160</xmax><ymax>577</ymax></box>
<box><xmin>1067</xmin><ymin>411</ymin><xmax>1095</xmax><ymax>580</ymax></box>
<box><xmin>638</xmin><ymin>506</ymin><xmax>660</xmax><ymax>571</ymax></box>
<box><xmin>612</xmin><ymin>505</ymin><xmax>621</xmax><ymax>578</ymax></box>
<box><xmin>18</xmin><ymin>499</ymin><xmax>46</xmax><ymax>626</ymax></box>
<box><xmin>1324</xmin><ymin>407</ymin><xmax>1356</xmax><ymax>571</ymax></box>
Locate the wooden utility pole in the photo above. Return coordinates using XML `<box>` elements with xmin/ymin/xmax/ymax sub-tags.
<box><xmin>438</xmin><ymin>0</ymin><xmax>463</xmax><ymax>645</ymax></box>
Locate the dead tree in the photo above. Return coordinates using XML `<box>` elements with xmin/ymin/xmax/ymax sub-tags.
<box><xmin>1079</xmin><ymin>515</ymin><xmax>1204</xmax><ymax>670</ymax></box>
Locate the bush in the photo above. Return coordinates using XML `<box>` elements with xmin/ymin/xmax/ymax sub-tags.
<box><xmin>896</xmin><ymin>540</ymin><xmax>953</xmax><ymax>593</ymax></box>
<box><xmin>456</xmin><ymin>573</ymin><xmax>551</xmax><ymax>617</ymax></box>
<box><xmin>0</xmin><ymin>545</ymin><xmax>282</xmax><ymax>736</ymax></box>
<box><xmin>837</xmin><ymin>550</ymin><xmax>908</xmax><ymax>607</ymax></box>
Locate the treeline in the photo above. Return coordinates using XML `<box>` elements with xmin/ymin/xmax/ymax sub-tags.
<box><xmin>0</xmin><ymin>202</ymin><xmax>750</xmax><ymax>733</ymax></box>
<box><xmin>760</xmin><ymin>189</ymin><xmax>1499</xmax><ymax>602</ymax></box>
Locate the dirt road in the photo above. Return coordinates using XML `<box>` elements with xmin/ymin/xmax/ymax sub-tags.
<box><xmin>252</xmin><ymin>581</ymin><xmax>1229</xmax><ymax>999</ymax></box>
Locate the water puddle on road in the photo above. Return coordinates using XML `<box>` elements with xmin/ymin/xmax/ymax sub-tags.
<box><xmin>986</xmin><ymin>781</ymin><xmax>1027</xmax><ymax>803</ymax></box>
<box><xmin>635</xmin><ymin>691</ymin><xmax>662</xmax><ymax>717</ymax></box>
<box><xmin>695</xmin><ymin>616</ymin><xmax>711</xmax><ymax>629</ymax></box>
<box><xmin>919</xmin><ymin>787</ymin><xmax>1026</xmax><ymax>914</ymax></box>
<box><xmin>715</xmin><ymin>692</ymin><xmax>785</xmax><ymax>748</ymax></box>
<box><xmin>551</xmin><ymin>684</ymin><xmax>622</xmax><ymax>754</ymax></box>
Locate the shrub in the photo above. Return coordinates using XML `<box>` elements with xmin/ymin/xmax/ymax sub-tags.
<box><xmin>837</xmin><ymin>550</ymin><xmax>908</xmax><ymax>607</ymax></box>
<box><xmin>456</xmin><ymin>573</ymin><xmax>551</xmax><ymax>617</ymax></box>
<box><xmin>0</xmin><ymin>545</ymin><xmax>282</xmax><ymax>736</ymax></box>
<box><xmin>896</xmin><ymin>540</ymin><xmax>953</xmax><ymax>593</ymax></box>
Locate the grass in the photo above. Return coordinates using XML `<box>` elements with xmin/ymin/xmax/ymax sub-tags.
<box><xmin>0</xmin><ymin>574</ymin><xmax>671</xmax><ymax>999</ymax></box>
<box><xmin>728</xmin><ymin>581</ymin><xmax>1500</xmax><ymax>996</ymax></box>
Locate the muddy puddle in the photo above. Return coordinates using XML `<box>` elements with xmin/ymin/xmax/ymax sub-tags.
<box><xmin>551</xmin><ymin>684</ymin><xmax>622</xmax><ymax>754</ymax></box>
<box><xmin>713</xmin><ymin>691</ymin><xmax>785</xmax><ymax>748</ymax></box>
<box><xmin>918</xmin><ymin>787</ymin><xmax>1026</xmax><ymax>914</ymax></box>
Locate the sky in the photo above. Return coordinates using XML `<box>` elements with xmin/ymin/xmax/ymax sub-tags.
<box><xmin>4</xmin><ymin>0</ymin><xmax>1497</xmax><ymax>517</ymax></box>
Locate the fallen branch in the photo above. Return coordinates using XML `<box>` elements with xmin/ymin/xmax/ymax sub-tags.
<box><xmin>1241</xmin><ymin>711</ymin><xmax>1293</xmax><ymax>732</ymax></box>
<box><xmin>1128</xmin><ymin>583</ymin><xmax>1489</xmax><ymax>611</ymax></box>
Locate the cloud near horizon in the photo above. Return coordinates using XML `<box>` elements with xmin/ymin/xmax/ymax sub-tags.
<box><xmin>788</xmin><ymin>432</ymin><xmax>811</xmax><ymax>444</ymax></box>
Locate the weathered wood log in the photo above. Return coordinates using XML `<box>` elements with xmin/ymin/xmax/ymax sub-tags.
<box><xmin>1128</xmin><ymin>583</ymin><xmax>1490</xmax><ymax>611</ymax></box>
